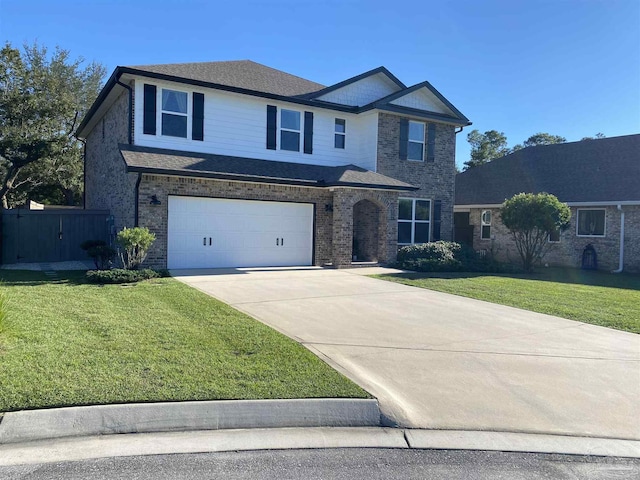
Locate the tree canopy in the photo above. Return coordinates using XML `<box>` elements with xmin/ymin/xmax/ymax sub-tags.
<box><xmin>463</xmin><ymin>130</ymin><xmax>608</xmax><ymax>170</ymax></box>
<box><xmin>0</xmin><ymin>42</ymin><xmax>105</xmax><ymax>208</ymax></box>
<box><xmin>463</xmin><ymin>130</ymin><xmax>510</xmax><ymax>170</ymax></box>
<box><xmin>500</xmin><ymin>192</ymin><xmax>571</xmax><ymax>272</ymax></box>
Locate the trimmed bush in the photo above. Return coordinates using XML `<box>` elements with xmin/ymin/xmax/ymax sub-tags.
<box><xmin>397</xmin><ymin>241</ymin><xmax>463</xmax><ymax>272</ymax></box>
<box><xmin>117</xmin><ymin>227</ymin><xmax>156</xmax><ymax>270</ymax></box>
<box><xmin>396</xmin><ymin>241</ymin><xmax>519</xmax><ymax>273</ymax></box>
<box><xmin>86</xmin><ymin>268</ymin><xmax>159</xmax><ymax>284</ymax></box>
<box><xmin>80</xmin><ymin>240</ymin><xmax>116</xmax><ymax>270</ymax></box>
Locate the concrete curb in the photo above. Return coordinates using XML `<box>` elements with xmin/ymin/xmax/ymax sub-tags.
<box><xmin>405</xmin><ymin>429</ymin><xmax>640</xmax><ymax>458</ymax></box>
<box><xmin>0</xmin><ymin>399</ymin><xmax>380</xmax><ymax>445</ymax></box>
<box><xmin>0</xmin><ymin>427</ymin><xmax>639</xmax><ymax>466</ymax></box>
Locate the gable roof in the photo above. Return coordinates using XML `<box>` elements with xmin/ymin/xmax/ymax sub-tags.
<box><xmin>120</xmin><ymin>144</ymin><xmax>417</xmax><ymax>191</ymax></box>
<box><xmin>455</xmin><ymin>134</ymin><xmax>640</xmax><ymax>205</ymax></box>
<box><xmin>304</xmin><ymin>66</ymin><xmax>406</xmax><ymax>101</ymax></box>
<box><xmin>77</xmin><ymin>61</ymin><xmax>471</xmax><ymax>138</ymax></box>
<box><xmin>362</xmin><ymin>80</ymin><xmax>471</xmax><ymax>125</ymax></box>
<box><xmin>126</xmin><ymin>60</ymin><xmax>326</xmax><ymax>97</ymax></box>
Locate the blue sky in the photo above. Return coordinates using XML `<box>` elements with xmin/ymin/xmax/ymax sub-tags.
<box><xmin>2</xmin><ymin>0</ymin><xmax>639</xmax><ymax>168</ymax></box>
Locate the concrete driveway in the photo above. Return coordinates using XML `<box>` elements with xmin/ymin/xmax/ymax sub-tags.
<box><xmin>173</xmin><ymin>267</ymin><xmax>640</xmax><ymax>440</ymax></box>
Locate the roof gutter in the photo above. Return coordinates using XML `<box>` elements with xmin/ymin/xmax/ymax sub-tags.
<box><xmin>612</xmin><ymin>204</ymin><xmax>625</xmax><ymax>273</ymax></box>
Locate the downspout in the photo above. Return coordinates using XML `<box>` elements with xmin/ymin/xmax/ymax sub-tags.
<box><xmin>134</xmin><ymin>173</ymin><xmax>142</xmax><ymax>227</ymax></box>
<box><xmin>115</xmin><ymin>79</ymin><xmax>133</xmax><ymax>145</ymax></box>
<box><xmin>455</xmin><ymin>127</ymin><xmax>464</xmax><ymax>134</ymax></box>
<box><xmin>612</xmin><ymin>205</ymin><xmax>625</xmax><ymax>273</ymax></box>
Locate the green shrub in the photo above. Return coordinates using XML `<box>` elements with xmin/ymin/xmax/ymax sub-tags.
<box><xmin>80</xmin><ymin>240</ymin><xmax>116</xmax><ymax>270</ymax></box>
<box><xmin>396</xmin><ymin>241</ymin><xmax>520</xmax><ymax>273</ymax></box>
<box><xmin>397</xmin><ymin>241</ymin><xmax>463</xmax><ymax>272</ymax></box>
<box><xmin>86</xmin><ymin>268</ymin><xmax>159</xmax><ymax>284</ymax></box>
<box><xmin>116</xmin><ymin>227</ymin><xmax>156</xmax><ymax>270</ymax></box>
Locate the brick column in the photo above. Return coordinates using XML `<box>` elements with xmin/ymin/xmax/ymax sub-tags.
<box><xmin>331</xmin><ymin>190</ymin><xmax>354</xmax><ymax>267</ymax></box>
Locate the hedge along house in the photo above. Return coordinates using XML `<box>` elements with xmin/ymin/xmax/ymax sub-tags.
<box><xmin>454</xmin><ymin>134</ymin><xmax>640</xmax><ymax>272</ymax></box>
<box><xmin>77</xmin><ymin>61</ymin><xmax>470</xmax><ymax>269</ymax></box>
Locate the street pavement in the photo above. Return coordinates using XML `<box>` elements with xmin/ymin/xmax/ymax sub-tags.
<box><xmin>174</xmin><ymin>267</ymin><xmax>640</xmax><ymax>439</ymax></box>
<box><xmin>2</xmin><ymin>448</ymin><xmax>638</xmax><ymax>480</ymax></box>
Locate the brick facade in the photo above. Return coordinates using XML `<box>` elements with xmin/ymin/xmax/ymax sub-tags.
<box><xmin>376</xmin><ymin>112</ymin><xmax>457</xmax><ymax>243</ymax></box>
<box><xmin>467</xmin><ymin>205</ymin><xmax>640</xmax><ymax>273</ymax></box>
<box><xmin>137</xmin><ymin>175</ymin><xmax>400</xmax><ymax>269</ymax></box>
<box><xmin>84</xmin><ymin>88</ymin><xmax>459</xmax><ymax>270</ymax></box>
<box><xmin>84</xmin><ymin>89</ymin><xmax>138</xmax><ymax>233</ymax></box>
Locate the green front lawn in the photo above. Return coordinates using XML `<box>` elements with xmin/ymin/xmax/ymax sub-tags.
<box><xmin>0</xmin><ymin>271</ymin><xmax>368</xmax><ymax>412</ymax></box>
<box><xmin>373</xmin><ymin>268</ymin><xmax>640</xmax><ymax>334</ymax></box>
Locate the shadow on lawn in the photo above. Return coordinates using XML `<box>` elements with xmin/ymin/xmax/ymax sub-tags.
<box><xmin>380</xmin><ymin>267</ymin><xmax>640</xmax><ymax>291</ymax></box>
<box><xmin>0</xmin><ymin>270</ymin><xmax>88</xmax><ymax>287</ymax></box>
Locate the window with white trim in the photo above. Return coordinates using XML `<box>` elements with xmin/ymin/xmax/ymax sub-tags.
<box><xmin>280</xmin><ymin>109</ymin><xmax>301</xmax><ymax>151</ymax></box>
<box><xmin>161</xmin><ymin>89</ymin><xmax>188</xmax><ymax>138</ymax></box>
<box><xmin>334</xmin><ymin>118</ymin><xmax>346</xmax><ymax>149</ymax></box>
<box><xmin>577</xmin><ymin>209</ymin><xmax>605</xmax><ymax>236</ymax></box>
<box><xmin>408</xmin><ymin>121</ymin><xmax>425</xmax><ymax>161</ymax></box>
<box><xmin>398</xmin><ymin>198</ymin><xmax>431</xmax><ymax>245</ymax></box>
<box><xmin>481</xmin><ymin>210</ymin><xmax>492</xmax><ymax>240</ymax></box>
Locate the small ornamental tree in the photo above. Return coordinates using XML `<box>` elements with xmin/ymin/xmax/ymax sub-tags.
<box><xmin>500</xmin><ymin>193</ymin><xmax>571</xmax><ymax>272</ymax></box>
<box><xmin>116</xmin><ymin>227</ymin><xmax>156</xmax><ymax>270</ymax></box>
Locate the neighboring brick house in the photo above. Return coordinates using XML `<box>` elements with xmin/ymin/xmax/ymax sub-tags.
<box><xmin>77</xmin><ymin>61</ymin><xmax>470</xmax><ymax>269</ymax></box>
<box><xmin>454</xmin><ymin>134</ymin><xmax>640</xmax><ymax>272</ymax></box>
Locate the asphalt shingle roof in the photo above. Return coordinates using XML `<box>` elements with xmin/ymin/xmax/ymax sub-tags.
<box><xmin>455</xmin><ymin>134</ymin><xmax>640</xmax><ymax>205</ymax></box>
<box><xmin>120</xmin><ymin>144</ymin><xmax>417</xmax><ymax>191</ymax></box>
<box><xmin>126</xmin><ymin>60</ymin><xmax>326</xmax><ymax>97</ymax></box>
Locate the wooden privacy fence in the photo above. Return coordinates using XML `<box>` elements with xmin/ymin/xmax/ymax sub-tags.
<box><xmin>1</xmin><ymin>208</ymin><xmax>111</xmax><ymax>264</ymax></box>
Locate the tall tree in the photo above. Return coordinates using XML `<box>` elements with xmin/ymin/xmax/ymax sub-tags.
<box><xmin>511</xmin><ymin>132</ymin><xmax>567</xmax><ymax>152</ymax></box>
<box><xmin>522</xmin><ymin>132</ymin><xmax>566</xmax><ymax>147</ymax></box>
<box><xmin>463</xmin><ymin>130</ymin><xmax>510</xmax><ymax>170</ymax></box>
<box><xmin>581</xmin><ymin>133</ymin><xmax>606</xmax><ymax>141</ymax></box>
<box><xmin>0</xmin><ymin>42</ymin><xmax>105</xmax><ymax>208</ymax></box>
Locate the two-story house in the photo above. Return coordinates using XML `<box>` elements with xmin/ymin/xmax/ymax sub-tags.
<box><xmin>77</xmin><ymin>61</ymin><xmax>470</xmax><ymax>269</ymax></box>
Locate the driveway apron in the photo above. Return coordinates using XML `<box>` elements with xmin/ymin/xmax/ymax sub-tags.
<box><xmin>173</xmin><ymin>267</ymin><xmax>640</xmax><ymax>440</ymax></box>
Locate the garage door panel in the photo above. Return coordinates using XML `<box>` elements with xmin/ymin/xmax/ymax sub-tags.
<box><xmin>168</xmin><ymin>197</ymin><xmax>313</xmax><ymax>269</ymax></box>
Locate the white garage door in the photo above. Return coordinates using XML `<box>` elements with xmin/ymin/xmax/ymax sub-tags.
<box><xmin>167</xmin><ymin>196</ymin><xmax>314</xmax><ymax>269</ymax></box>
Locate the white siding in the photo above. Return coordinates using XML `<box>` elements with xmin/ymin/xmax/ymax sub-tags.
<box><xmin>389</xmin><ymin>87</ymin><xmax>451</xmax><ymax>115</ymax></box>
<box><xmin>315</xmin><ymin>73</ymin><xmax>401</xmax><ymax>106</ymax></box>
<box><xmin>133</xmin><ymin>77</ymin><xmax>377</xmax><ymax>170</ymax></box>
<box><xmin>357</xmin><ymin>112</ymin><xmax>378</xmax><ymax>172</ymax></box>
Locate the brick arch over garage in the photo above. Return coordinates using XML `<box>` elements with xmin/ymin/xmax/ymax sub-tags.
<box><xmin>330</xmin><ymin>188</ymin><xmax>399</xmax><ymax>267</ymax></box>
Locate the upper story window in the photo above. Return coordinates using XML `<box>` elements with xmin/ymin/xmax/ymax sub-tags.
<box><xmin>280</xmin><ymin>109</ymin><xmax>301</xmax><ymax>151</ymax></box>
<box><xmin>408</xmin><ymin>121</ymin><xmax>425</xmax><ymax>161</ymax></box>
<box><xmin>334</xmin><ymin>119</ymin><xmax>346</xmax><ymax>149</ymax></box>
<box><xmin>161</xmin><ymin>89</ymin><xmax>188</xmax><ymax>138</ymax></box>
<box><xmin>481</xmin><ymin>210</ymin><xmax>492</xmax><ymax>240</ymax></box>
<box><xmin>577</xmin><ymin>209</ymin><xmax>605</xmax><ymax>237</ymax></box>
<box><xmin>142</xmin><ymin>84</ymin><xmax>204</xmax><ymax>141</ymax></box>
<box><xmin>398</xmin><ymin>198</ymin><xmax>431</xmax><ymax>245</ymax></box>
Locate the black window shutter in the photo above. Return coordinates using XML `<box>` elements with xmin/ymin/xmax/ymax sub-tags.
<box><xmin>303</xmin><ymin>111</ymin><xmax>313</xmax><ymax>154</ymax></box>
<box><xmin>143</xmin><ymin>84</ymin><xmax>157</xmax><ymax>135</ymax></box>
<box><xmin>192</xmin><ymin>92</ymin><xmax>204</xmax><ymax>141</ymax></box>
<box><xmin>399</xmin><ymin>118</ymin><xmax>408</xmax><ymax>160</ymax></box>
<box><xmin>433</xmin><ymin>200</ymin><xmax>442</xmax><ymax>241</ymax></box>
<box><xmin>427</xmin><ymin>123</ymin><xmax>436</xmax><ymax>162</ymax></box>
<box><xmin>266</xmin><ymin>105</ymin><xmax>277</xmax><ymax>150</ymax></box>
